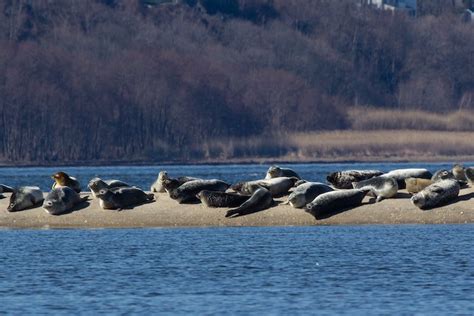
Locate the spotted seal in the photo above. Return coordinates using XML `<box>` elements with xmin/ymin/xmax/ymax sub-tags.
<box><xmin>452</xmin><ymin>164</ymin><xmax>467</xmax><ymax>181</ymax></box>
<box><xmin>42</xmin><ymin>187</ymin><xmax>87</xmax><ymax>215</ymax></box>
<box><xmin>382</xmin><ymin>168</ymin><xmax>432</xmax><ymax>189</ymax></box>
<box><xmin>226</xmin><ymin>186</ymin><xmax>274</xmax><ymax>218</ymax></box>
<box><xmin>88</xmin><ymin>177</ymin><xmax>131</xmax><ymax>198</ymax></box>
<box><xmin>465</xmin><ymin>167</ymin><xmax>474</xmax><ymax>184</ymax></box>
<box><xmin>326</xmin><ymin>170</ymin><xmax>383</xmax><ymax>189</ymax></box>
<box><xmin>7</xmin><ymin>186</ymin><xmax>44</xmax><ymax>212</ymax></box>
<box><xmin>196</xmin><ymin>190</ymin><xmax>251</xmax><ymax>208</ymax></box>
<box><xmin>265</xmin><ymin>166</ymin><xmax>301</xmax><ymax>180</ymax></box>
<box><xmin>284</xmin><ymin>182</ymin><xmax>333</xmax><ymax>208</ymax></box>
<box><xmin>95</xmin><ymin>187</ymin><xmax>154</xmax><ymax>210</ymax></box>
<box><xmin>52</xmin><ymin>171</ymin><xmax>81</xmax><ymax>193</ymax></box>
<box><xmin>305</xmin><ymin>189</ymin><xmax>370</xmax><ymax>219</ymax></box>
<box><xmin>0</xmin><ymin>184</ymin><xmax>14</xmax><ymax>194</ymax></box>
<box><xmin>231</xmin><ymin>177</ymin><xmax>298</xmax><ymax>198</ymax></box>
<box><xmin>352</xmin><ymin>176</ymin><xmax>398</xmax><ymax>202</ymax></box>
<box><xmin>404</xmin><ymin>178</ymin><xmax>433</xmax><ymax>194</ymax></box>
<box><xmin>168</xmin><ymin>179</ymin><xmax>230</xmax><ymax>204</ymax></box>
<box><xmin>410</xmin><ymin>179</ymin><xmax>460</xmax><ymax>210</ymax></box>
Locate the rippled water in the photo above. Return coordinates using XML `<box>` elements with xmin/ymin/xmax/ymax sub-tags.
<box><xmin>0</xmin><ymin>162</ymin><xmax>464</xmax><ymax>191</ymax></box>
<box><xmin>1</xmin><ymin>226</ymin><xmax>473</xmax><ymax>314</ymax></box>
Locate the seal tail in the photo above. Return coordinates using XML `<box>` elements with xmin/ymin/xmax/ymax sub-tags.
<box><xmin>147</xmin><ymin>193</ymin><xmax>155</xmax><ymax>201</ymax></box>
<box><xmin>225</xmin><ymin>207</ymin><xmax>241</xmax><ymax>218</ymax></box>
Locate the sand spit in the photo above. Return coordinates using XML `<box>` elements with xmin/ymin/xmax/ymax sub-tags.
<box><xmin>0</xmin><ymin>189</ymin><xmax>473</xmax><ymax>229</ymax></box>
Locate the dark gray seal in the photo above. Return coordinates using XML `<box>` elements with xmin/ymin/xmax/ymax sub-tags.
<box><xmin>326</xmin><ymin>170</ymin><xmax>383</xmax><ymax>189</ymax></box>
<box><xmin>352</xmin><ymin>176</ymin><xmax>398</xmax><ymax>202</ymax></box>
<box><xmin>431</xmin><ymin>169</ymin><xmax>467</xmax><ymax>187</ymax></box>
<box><xmin>465</xmin><ymin>167</ymin><xmax>474</xmax><ymax>184</ymax></box>
<box><xmin>0</xmin><ymin>184</ymin><xmax>14</xmax><ymax>193</ymax></box>
<box><xmin>305</xmin><ymin>189</ymin><xmax>370</xmax><ymax>219</ymax></box>
<box><xmin>196</xmin><ymin>190</ymin><xmax>251</xmax><ymax>208</ymax></box>
<box><xmin>96</xmin><ymin>187</ymin><xmax>155</xmax><ymax>210</ymax></box>
<box><xmin>43</xmin><ymin>187</ymin><xmax>87</xmax><ymax>215</ymax></box>
<box><xmin>265</xmin><ymin>166</ymin><xmax>301</xmax><ymax>180</ymax></box>
<box><xmin>410</xmin><ymin>179</ymin><xmax>460</xmax><ymax>210</ymax></box>
<box><xmin>285</xmin><ymin>182</ymin><xmax>333</xmax><ymax>209</ymax></box>
<box><xmin>7</xmin><ymin>186</ymin><xmax>44</xmax><ymax>212</ymax></box>
<box><xmin>232</xmin><ymin>177</ymin><xmax>298</xmax><ymax>198</ymax></box>
<box><xmin>88</xmin><ymin>177</ymin><xmax>131</xmax><ymax>198</ymax></box>
<box><xmin>168</xmin><ymin>179</ymin><xmax>230</xmax><ymax>204</ymax></box>
<box><xmin>382</xmin><ymin>168</ymin><xmax>432</xmax><ymax>189</ymax></box>
<box><xmin>226</xmin><ymin>187</ymin><xmax>274</xmax><ymax>218</ymax></box>
<box><xmin>150</xmin><ymin>171</ymin><xmax>198</xmax><ymax>193</ymax></box>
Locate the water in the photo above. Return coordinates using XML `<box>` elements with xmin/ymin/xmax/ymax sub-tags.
<box><xmin>0</xmin><ymin>162</ymin><xmax>465</xmax><ymax>191</ymax></box>
<box><xmin>1</xmin><ymin>226</ymin><xmax>473</xmax><ymax>314</ymax></box>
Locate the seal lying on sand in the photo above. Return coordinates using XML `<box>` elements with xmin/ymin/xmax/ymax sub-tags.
<box><xmin>7</xmin><ymin>186</ymin><xmax>44</xmax><ymax>212</ymax></box>
<box><xmin>0</xmin><ymin>184</ymin><xmax>14</xmax><ymax>193</ymax></box>
<box><xmin>405</xmin><ymin>178</ymin><xmax>433</xmax><ymax>194</ymax></box>
<box><xmin>326</xmin><ymin>170</ymin><xmax>383</xmax><ymax>189</ymax></box>
<box><xmin>88</xmin><ymin>178</ymin><xmax>131</xmax><ymax>198</ymax></box>
<box><xmin>168</xmin><ymin>179</ymin><xmax>230</xmax><ymax>204</ymax></box>
<box><xmin>352</xmin><ymin>176</ymin><xmax>398</xmax><ymax>202</ymax></box>
<box><xmin>42</xmin><ymin>187</ymin><xmax>87</xmax><ymax>215</ymax></box>
<box><xmin>96</xmin><ymin>187</ymin><xmax>154</xmax><ymax>210</ymax></box>
<box><xmin>232</xmin><ymin>177</ymin><xmax>298</xmax><ymax>198</ymax></box>
<box><xmin>284</xmin><ymin>182</ymin><xmax>333</xmax><ymax>208</ymax></box>
<box><xmin>410</xmin><ymin>179</ymin><xmax>460</xmax><ymax>210</ymax></box>
<box><xmin>431</xmin><ymin>169</ymin><xmax>467</xmax><ymax>188</ymax></box>
<box><xmin>226</xmin><ymin>186</ymin><xmax>273</xmax><ymax>218</ymax></box>
<box><xmin>305</xmin><ymin>189</ymin><xmax>370</xmax><ymax>219</ymax></box>
<box><xmin>382</xmin><ymin>168</ymin><xmax>432</xmax><ymax>189</ymax></box>
<box><xmin>452</xmin><ymin>164</ymin><xmax>467</xmax><ymax>181</ymax></box>
<box><xmin>150</xmin><ymin>171</ymin><xmax>198</xmax><ymax>193</ymax></box>
<box><xmin>196</xmin><ymin>190</ymin><xmax>251</xmax><ymax>208</ymax></box>
<box><xmin>465</xmin><ymin>167</ymin><xmax>474</xmax><ymax>184</ymax></box>
<box><xmin>265</xmin><ymin>166</ymin><xmax>301</xmax><ymax>180</ymax></box>
<box><xmin>52</xmin><ymin>172</ymin><xmax>81</xmax><ymax>193</ymax></box>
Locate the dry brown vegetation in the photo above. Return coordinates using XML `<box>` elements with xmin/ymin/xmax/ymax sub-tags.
<box><xmin>0</xmin><ymin>1</ymin><xmax>473</xmax><ymax>164</ymax></box>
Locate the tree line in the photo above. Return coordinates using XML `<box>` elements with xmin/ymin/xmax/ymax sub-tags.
<box><xmin>0</xmin><ymin>0</ymin><xmax>473</xmax><ymax>164</ymax></box>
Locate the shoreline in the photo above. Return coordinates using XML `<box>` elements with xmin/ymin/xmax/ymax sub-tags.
<box><xmin>1</xmin><ymin>189</ymin><xmax>473</xmax><ymax>229</ymax></box>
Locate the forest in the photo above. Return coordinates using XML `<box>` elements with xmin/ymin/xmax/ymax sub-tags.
<box><xmin>0</xmin><ymin>0</ymin><xmax>473</xmax><ymax>164</ymax></box>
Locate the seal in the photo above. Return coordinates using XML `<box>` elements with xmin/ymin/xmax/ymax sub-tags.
<box><xmin>265</xmin><ymin>166</ymin><xmax>301</xmax><ymax>180</ymax></box>
<box><xmin>404</xmin><ymin>178</ymin><xmax>433</xmax><ymax>194</ymax></box>
<box><xmin>452</xmin><ymin>164</ymin><xmax>467</xmax><ymax>181</ymax></box>
<box><xmin>161</xmin><ymin>175</ymin><xmax>200</xmax><ymax>194</ymax></box>
<box><xmin>284</xmin><ymin>182</ymin><xmax>333</xmax><ymax>208</ymax></box>
<box><xmin>305</xmin><ymin>189</ymin><xmax>370</xmax><ymax>219</ymax></box>
<box><xmin>42</xmin><ymin>187</ymin><xmax>87</xmax><ymax>215</ymax></box>
<box><xmin>352</xmin><ymin>176</ymin><xmax>398</xmax><ymax>202</ymax></box>
<box><xmin>431</xmin><ymin>169</ymin><xmax>455</xmax><ymax>182</ymax></box>
<box><xmin>88</xmin><ymin>177</ymin><xmax>131</xmax><ymax>198</ymax></box>
<box><xmin>151</xmin><ymin>171</ymin><xmax>169</xmax><ymax>193</ymax></box>
<box><xmin>226</xmin><ymin>186</ymin><xmax>274</xmax><ymax>218</ymax></box>
<box><xmin>95</xmin><ymin>187</ymin><xmax>155</xmax><ymax>210</ymax></box>
<box><xmin>465</xmin><ymin>167</ymin><xmax>474</xmax><ymax>184</ymax></box>
<box><xmin>232</xmin><ymin>177</ymin><xmax>298</xmax><ymax>198</ymax></box>
<box><xmin>0</xmin><ymin>184</ymin><xmax>14</xmax><ymax>193</ymax></box>
<box><xmin>382</xmin><ymin>168</ymin><xmax>432</xmax><ymax>189</ymax></box>
<box><xmin>52</xmin><ymin>171</ymin><xmax>81</xmax><ymax>193</ymax></box>
<box><xmin>7</xmin><ymin>186</ymin><xmax>44</xmax><ymax>212</ymax></box>
<box><xmin>410</xmin><ymin>179</ymin><xmax>460</xmax><ymax>210</ymax></box>
<box><xmin>168</xmin><ymin>179</ymin><xmax>230</xmax><ymax>204</ymax></box>
<box><xmin>196</xmin><ymin>190</ymin><xmax>251</xmax><ymax>208</ymax></box>
<box><xmin>326</xmin><ymin>170</ymin><xmax>383</xmax><ymax>189</ymax></box>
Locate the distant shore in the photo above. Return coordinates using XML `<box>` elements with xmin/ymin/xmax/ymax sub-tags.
<box><xmin>1</xmin><ymin>188</ymin><xmax>473</xmax><ymax>229</ymax></box>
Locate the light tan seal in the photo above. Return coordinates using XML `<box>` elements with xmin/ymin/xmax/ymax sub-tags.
<box><xmin>404</xmin><ymin>178</ymin><xmax>434</xmax><ymax>194</ymax></box>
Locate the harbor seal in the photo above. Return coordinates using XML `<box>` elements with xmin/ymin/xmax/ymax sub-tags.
<box><xmin>196</xmin><ymin>190</ymin><xmax>251</xmax><ymax>208</ymax></box>
<box><xmin>265</xmin><ymin>166</ymin><xmax>301</xmax><ymax>180</ymax></box>
<box><xmin>404</xmin><ymin>178</ymin><xmax>433</xmax><ymax>194</ymax></box>
<box><xmin>382</xmin><ymin>168</ymin><xmax>432</xmax><ymax>189</ymax></box>
<box><xmin>88</xmin><ymin>177</ymin><xmax>131</xmax><ymax>198</ymax></box>
<box><xmin>161</xmin><ymin>175</ymin><xmax>200</xmax><ymax>193</ymax></box>
<box><xmin>352</xmin><ymin>176</ymin><xmax>398</xmax><ymax>202</ymax></box>
<box><xmin>326</xmin><ymin>170</ymin><xmax>383</xmax><ymax>189</ymax></box>
<box><xmin>7</xmin><ymin>186</ymin><xmax>44</xmax><ymax>212</ymax></box>
<box><xmin>452</xmin><ymin>164</ymin><xmax>467</xmax><ymax>181</ymax></box>
<box><xmin>226</xmin><ymin>186</ymin><xmax>274</xmax><ymax>218</ymax></box>
<box><xmin>465</xmin><ymin>167</ymin><xmax>474</xmax><ymax>184</ymax></box>
<box><xmin>305</xmin><ymin>189</ymin><xmax>370</xmax><ymax>219</ymax></box>
<box><xmin>431</xmin><ymin>169</ymin><xmax>455</xmax><ymax>182</ymax></box>
<box><xmin>52</xmin><ymin>171</ymin><xmax>81</xmax><ymax>193</ymax></box>
<box><xmin>151</xmin><ymin>171</ymin><xmax>169</xmax><ymax>193</ymax></box>
<box><xmin>168</xmin><ymin>179</ymin><xmax>230</xmax><ymax>204</ymax></box>
<box><xmin>0</xmin><ymin>184</ymin><xmax>14</xmax><ymax>193</ymax></box>
<box><xmin>410</xmin><ymin>179</ymin><xmax>460</xmax><ymax>210</ymax></box>
<box><xmin>232</xmin><ymin>177</ymin><xmax>298</xmax><ymax>198</ymax></box>
<box><xmin>284</xmin><ymin>182</ymin><xmax>333</xmax><ymax>208</ymax></box>
<box><xmin>42</xmin><ymin>187</ymin><xmax>87</xmax><ymax>215</ymax></box>
<box><xmin>95</xmin><ymin>187</ymin><xmax>155</xmax><ymax>210</ymax></box>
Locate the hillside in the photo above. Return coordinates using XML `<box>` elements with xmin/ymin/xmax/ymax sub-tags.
<box><xmin>0</xmin><ymin>0</ymin><xmax>473</xmax><ymax>164</ymax></box>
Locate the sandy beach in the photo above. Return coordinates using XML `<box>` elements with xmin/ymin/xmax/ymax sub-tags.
<box><xmin>0</xmin><ymin>188</ymin><xmax>473</xmax><ymax>229</ymax></box>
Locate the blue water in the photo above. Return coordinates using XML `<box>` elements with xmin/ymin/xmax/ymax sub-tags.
<box><xmin>1</xmin><ymin>226</ymin><xmax>473</xmax><ymax>314</ymax></box>
<box><xmin>0</xmin><ymin>162</ymin><xmax>465</xmax><ymax>191</ymax></box>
